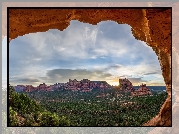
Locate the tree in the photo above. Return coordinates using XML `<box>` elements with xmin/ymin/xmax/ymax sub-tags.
<box><xmin>8</xmin><ymin>84</ymin><xmax>70</xmax><ymax>126</ymax></box>
<box><xmin>9</xmin><ymin>106</ymin><xmax>18</xmax><ymax>126</ymax></box>
<box><xmin>39</xmin><ymin>111</ymin><xmax>70</xmax><ymax>126</ymax></box>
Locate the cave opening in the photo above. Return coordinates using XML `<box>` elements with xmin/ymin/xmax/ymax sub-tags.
<box><xmin>8</xmin><ymin>8</ymin><xmax>171</xmax><ymax>126</ymax></box>
<box><xmin>9</xmin><ymin>19</ymin><xmax>168</xmax><ymax>127</ymax></box>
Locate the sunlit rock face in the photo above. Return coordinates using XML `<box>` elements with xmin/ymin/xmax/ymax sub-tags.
<box><xmin>119</xmin><ymin>78</ymin><xmax>152</xmax><ymax>96</ymax></box>
<box><xmin>14</xmin><ymin>85</ymin><xmax>26</xmax><ymax>92</ymax></box>
<box><xmin>9</xmin><ymin>8</ymin><xmax>171</xmax><ymax>126</ymax></box>
<box><xmin>119</xmin><ymin>78</ymin><xmax>135</xmax><ymax>92</ymax></box>
<box><xmin>131</xmin><ymin>84</ymin><xmax>152</xmax><ymax>96</ymax></box>
<box><xmin>25</xmin><ymin>85</ymin><xmax>35</xmax><ymax>92</ymax></box>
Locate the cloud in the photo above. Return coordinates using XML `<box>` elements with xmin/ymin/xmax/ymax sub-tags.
<box><xmin>147</xmin><ymin>82</ymin><xmax>165</xmax><ymax>86</ymax></box>
<box><xmin>143</xmin><ymin>72</ymin><xmax>158</xmax><ymax>75</ymax></box>
<box><xmin>9</xmin><ymin>20</ymin><xmax>165</xmax><ymax>86</ymax></box>
<box><xmin>83</xmin><ymin>26</ymin><xmax>98</xmax><ymax>44</ymax></box>
<box><xmin>10</xmin><ymin>20</ymin><xmax>157</xmax><ymax>65</ymax></box>
<box><xmin>45</xmin><ymin>68</ymin><xmax>113</xmax><ymax>83</ymax></box>
<box><xmin>100</xmin><ymin>73</ymin><xmax>113</xmax><ymax>78</ymax></box>
<box><xmin>92</xmin><ymin>49</ymin><xmax>108</xmax><ymax>56</ymax></box>
<box><xmin>128</xmin><ymin>77</ymin><xmax>146</xmax><ymax>83</ymax></box>
<box><xmin>10</xmin><ymin>78</ymin><xmax>40</xmax><ymax>86</ymax></box>
<box><xmin>118</xmin><ymin>75</ymin><xmax>132</xmax><ymax>78</ymax></box>
<box><xmin>97</xmin><ymin>21</ymin><xmax>132</xmax><ymax>41</ymax></box>
<box><xmin>121</xmin><ymin>62</ymin><xmax>161</xmax><ymax>77</ymax></box>
<box><xmin>16</xmin><ymin>78</ymin><xmax>40</xmax><ymax>82</ymax></box>
<box><xmin>106</xmin><ymin>64</ymin><xmax>123</xmax><ymax>70</ymax></box>
<box><xmin>90</xmin><ymin>56</ymin><xmax>96</xmax><ymax>59</ymax></box>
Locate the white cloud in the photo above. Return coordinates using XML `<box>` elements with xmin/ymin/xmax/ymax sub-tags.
<box><xmin>34</xmin><ymin>58</ymin><xmax>42</xmax><ymax>61</ymax></box>
<box><xmin>85</xmin><ymin>64</ymin><xmax>109</xmax><ymax>71</ymax></box>
<box><xmin>9</xmin><ymin>20</ymin><xmax>165</xmax><ymax>86</ymax></box>
<box><xmin>100</xmin><ymin>56</ymin><xmax>106</xmax><ymax>59</ymax></box>
<box><xmin>83</xmin><ymin>23</ymin><xmax>99</xmax><ymax>45</ymax></box>
<box><xmin>90</xmin><ymin>56</ymin><xmax>96</xmax><ymax>59</ymax></box>
<box><xmin>57</xmin><ymin>47</ymin><xmax>66</xmax><ymax>52</ymax></box>
<box><xmin>95</xmin><ymin>38</ymin><xmax>129</xmax><ymax>59</ymax></box>
<box><xmin>92</xmin><ymin>49</ymin><xmax>108</xmax><ymax>56</ymax></box>
<box><xmin>106</xmin><ymin>60</ymin><xmax>162</xmax><ymax>83</ymax></box>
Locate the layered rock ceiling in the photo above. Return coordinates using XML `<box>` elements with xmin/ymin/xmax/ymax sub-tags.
<box><xmin>9</xmin><ymin>8</ymin><xmax>171</xmax><ymax>126</ymax></box>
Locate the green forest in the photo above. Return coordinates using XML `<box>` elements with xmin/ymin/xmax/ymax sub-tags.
<box><xmin>9</xmin><ymin>85</ymin><xmax>70</xmax><ymax>126</ymax></box>
<box><xmin>9</xmin><ymin>85</ymin><xmax>168</xmax><ymax>126</ymax></box>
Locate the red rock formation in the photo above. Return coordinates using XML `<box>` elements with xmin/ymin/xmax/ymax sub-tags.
<box><xmin>37</xmin><ymin>83</ymin><xmax>47</xmax><ymax>91</ymax></box>
<box><xmin>24</xmin><ymin>85</ymin><xmax>35</xmax><ymax>92</ymax></box>
<box><xmin>119</xmin><ymin>78</ymin><xmax>135</xmax><ymax>92</ymax></box>
<box><xmin>131</xmin><ymin>84</ymin><xmax>152</xmax><ymax>96</ymax></box>
<box><xmin>81</xmin><ymin>88</ymin><xmax>91</xmax><ymax>92</ymax></box>
<box><xmin>14</xmin><ymin>85</ymin><xmax>26</xmax><ymax>92</ymax></box>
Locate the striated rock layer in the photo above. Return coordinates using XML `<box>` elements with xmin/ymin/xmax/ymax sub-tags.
<box><xmin>9</xmin><ymin>8</ymin><xmax>171</xmax><ymax>126</ymax></box>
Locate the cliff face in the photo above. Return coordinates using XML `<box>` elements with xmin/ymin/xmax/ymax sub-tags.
<box><xmin>119</xmin><ymin>78</ymin><xmax>135</xmax><ymax>92</ymax></box>
<box><xmin>9</xmin><ymin>8</ymin><xmax>171</xmax><ymax>126</ymax></box>
<box><xmin>131</xmin><ymin>84</ymin><xmax>152</xmax><ymax>97</ymax></box>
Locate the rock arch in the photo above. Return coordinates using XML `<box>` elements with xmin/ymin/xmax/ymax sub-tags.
<box><xmin>9</xmin><ymin>8</ymin><xmax>171</xmax><ymax>126</ymax></box>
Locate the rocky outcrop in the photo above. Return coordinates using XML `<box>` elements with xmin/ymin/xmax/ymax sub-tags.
<box><xmin>14</xmin><ymin>85</ymin><xmax>26</xmax><ymax>92</ymax></box>
<box><xmin>25</xmin><ymin>85</ymin><xmax>35</xmax><ymax>92</ymax></box>
<box><xmin>9</xmin><ymin>8</ymin><xmax>171</xmax><ymax>126</ymax></box>
<box><xmin>119</xmin><ymin>78</ymin><xmax>135</xmax><ymax>92</ymax></box>
<box><xmin>131</xmin><ymin>84</ymin><xmax>152</xmax><ymax>96</ymax></box>
<box><xmin>119</xmin><ymin>78</ymin><xmax>152</xmax><ymax>96</ymax></box>
<box><xmin>14</xmin><ymin>79</ymin><xmax>111</xmax><ymax>93</ymax></box>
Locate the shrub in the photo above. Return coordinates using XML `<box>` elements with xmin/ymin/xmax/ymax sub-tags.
<box><xmin>8</xmin><ymin>84</ymin><xmax>70</xmax><ymax>126</ymax></box>
<box><xmin>9</xmin><ymin>106</ymin><xmax>18</xmax><ymax>126</ymax></box>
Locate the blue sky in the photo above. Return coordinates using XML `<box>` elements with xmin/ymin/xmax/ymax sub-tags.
<box><xmin>5</xmin><ymin>20</ymin><xmax>165</xmax><ymax>87</ymax></box>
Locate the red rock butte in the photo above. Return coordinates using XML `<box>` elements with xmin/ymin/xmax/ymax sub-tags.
<box><xmin>9</xmin><ymin>8</ymin><xmax>171</xmax><ymax>126</ymax></box>
<box><xmin>119</xmin><ymin>78</ymin><xmax>152</xmax><ymax>96</ymax></box>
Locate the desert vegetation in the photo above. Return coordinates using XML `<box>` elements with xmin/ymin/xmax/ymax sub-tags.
<box><xmin>19</xmin><ymin>87</ymin><xmax>168</xmax><ymax>126</ymax></box>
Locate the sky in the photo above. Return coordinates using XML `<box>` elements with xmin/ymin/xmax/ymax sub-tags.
<box><xmin>6</xmin><ymin>20</ymin><xmax>165</xmax><ymax>87</ymax></box>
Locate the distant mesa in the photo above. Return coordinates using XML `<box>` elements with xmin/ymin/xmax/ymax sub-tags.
<box><xmin>13</xmin><ymin>79</ymin><xmax>111</xmax><ymax>93</ymax></box>
<box><xmin>13</xmin><ymin>78</ymin><xmax>152</xmax><ymax>96</ymax></box>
